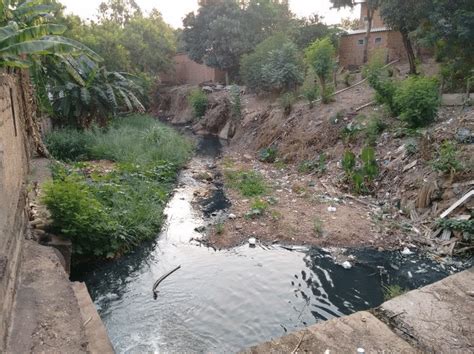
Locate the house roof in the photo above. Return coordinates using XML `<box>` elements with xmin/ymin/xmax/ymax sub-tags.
<box><xmin>344</xmin><ymin>27</ymin><xmax>391</xmax><ymax>35</ymax></box>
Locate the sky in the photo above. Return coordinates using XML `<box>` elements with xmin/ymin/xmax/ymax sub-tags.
<box><xmin>60</xmin><ymin>0</ymin><xmax>358</xmax><ymax>28</ymax></box>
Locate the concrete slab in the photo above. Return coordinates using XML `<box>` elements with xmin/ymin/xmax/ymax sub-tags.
<box><xmin>244</xmin><ymin>311</ymin><xmax>414</xmax><ymax>353</ymax></box>
<box><xmin>72</xmin><ymin>282</ymin><xmax>114</xmax><ymax>354</ymax></box>
<box><xmin>7</xmin><ymin>241</ymin><xmax>88</xmax><ymax>353</ymax></box>
<box><xmin>376</xmin><ymin>268</ymin><xmax>474</xmax><ymax>353</ymax></box>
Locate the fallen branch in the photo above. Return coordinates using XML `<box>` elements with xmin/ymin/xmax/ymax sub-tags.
<box><xmin>291</xmin><ymin>331</ymin><xmax>306</xmax><ymax>354</ymax></box>
<box><xmin>355</xmin><ymin>100</ymin><xmax>376</xmax><ymax>112</ymax></box>
<box><xmin>153</xmin><ymin>265</ymin><xmax>181</xmax><ymax>299</ymax></box>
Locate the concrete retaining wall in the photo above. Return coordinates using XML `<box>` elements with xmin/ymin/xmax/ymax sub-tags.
<box><xmin>0</xmin><ymin>73</ymin><xmax>31</xmax><ymax>350</ymax></box>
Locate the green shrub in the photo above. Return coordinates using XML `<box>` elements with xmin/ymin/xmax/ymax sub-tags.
<box><xmin>42</xmin><ymin>115</ymin><xmax>193</xmax><ymax>259</ymax></box>
<box><xmin>246</xmin><ymin>198</ymin><xmax>269</xmax><ymax>219</ymax></box>
<box><xmin>365</xmin><ymin>116</ymin><xmax>387</xmax><ymax>146</ymax></box>
<box><xmin>259</xmin><ymin>147</ymin><xmax>278</xmax><ymax>163</ymax></box>
<box><xmin>45</xmin><ymin>129</ymin><xmax>95</xmax><ymax>161</ymax></box>
<box><xmin>241</xmin><ymin>34</ymin><xmax>304</xmax><ymax>93</ymax></box>
<box><xmin>298</xmin><ymin>153</ymin><xmax>327</xmax><ymax>174</ymax></box>
<box><xmin>305</xmin><ymin>38</ymin><xmax>336</xmax><ymax>98</ymax></box>
<box><xmin>432</xmin><ymin>141</ymin><xmax>463</xmax><ymax>174</ymax></box>
<box><xmin>280</xmin><ymin>92</ymin><xmax>296</xmax><ymax>115</ymax></box>
<box><xmin>394</xmin><ymin>76</ymin><xmax>440</xmax><ymax>128</ymax></box>
<box><xmin>225</xmin><ymin>170</ymin><xmax>267</xmax><ymax>197</ymax></box>
<box><xmin>342</xmin><ymin>147</ymin><xmax>378</xmax><ymax>194</ymax></box>
<box><xmin>301</xmin><ymin>70</ymin><xmax>319</xmax><ymax>107</ymax></box>
<box><xmin>229</xmin><ymin>85</ymin><xmax>242</xmax><ymax>119</ymax></box>
<box><xmin>188</xmin><ymin>88</ymin><xmax>208</xmax><ymax>118</ymax></box>
<box><xmin>261</xmin><ymin>42</ymin><xmax>305</xmax><ymax>92</ymax></box>
<box><xmin>42</xmin><ymin>173</ymin><xmax>118</xmax><ymax>257</ymax></box>
<box><xmin>321</xmin><ymin>85</ymin><xmax>335</xmax><ymax>104</ymax></box>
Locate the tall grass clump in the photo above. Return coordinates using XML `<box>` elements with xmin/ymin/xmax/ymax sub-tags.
<box><xmin>43</xmin><ymin>115</ymin><xmax>193</xmax><ymax>259</ymax></box>
<box><xmin>188</xmin><ymin>88</ymin><xmax>208</xmax><ymax>118</ymax></box>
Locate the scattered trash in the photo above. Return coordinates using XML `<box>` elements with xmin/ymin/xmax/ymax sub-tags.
<box><xmin>229</xmin><ymin>213</ymin><xmax>237</xmax><ymax>219</ymax></box>
<box><xmin>401</xmin><ymin>247</ymin><xmax>414</xmax><ymax>256</ymax></box>
<box><xmin>328</xmin><ymin>206</ymin><xmax>337</xmax><ymax>213</ymax></box>
<box><xmin>248</xmin><ymin>237</ymin><xmax>257</xmax><ymax>247</ymax></box>
<box><xmin>341</xmin><ymin>261</ymin><xmax>352</xmax><ymax>269</ymax></box>
<box><xmin>357</xmin><ymin>348</ymin><xmax>366</xmax><ymax>354</ymax></box>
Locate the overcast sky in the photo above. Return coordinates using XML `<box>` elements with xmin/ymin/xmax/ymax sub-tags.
<box><xmin>60</xmin><ymin>0</ymin><xmax>358</xmax><ymax>28</ymax></box>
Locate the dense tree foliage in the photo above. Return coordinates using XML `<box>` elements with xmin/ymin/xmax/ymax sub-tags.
<box><xmin>240</xmin><ymin>34</ymin><xmax>303</xmax><ymax>93</ymax></box>
<box><xmin>417</xmin><ymin>0</ymin><xmax>474</xmax><ymax>90</ymax></box>
<box><xmin>379</xmin><ymin>0</ymin><xmax>430</xmax><ymax>74</ymax></box>
<box><xmin>305</xmin><ymin>38</ymin><xmax>336</xmax><ymax>94</ymax></box>
<box><xmin>64</xmin><ymin>1</ymin><xmax>176</xmax><ymax>77</ymax></box>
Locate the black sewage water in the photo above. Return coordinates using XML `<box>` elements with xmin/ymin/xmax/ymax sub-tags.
<box><xmin>74</xmin><ymin>136</ymin><xmax>462</xmax><ymax>353</ymax></box>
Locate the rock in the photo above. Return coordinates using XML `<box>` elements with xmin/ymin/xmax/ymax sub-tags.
<box><xmin>235</xmin><ymin>223</ymin><xmax>243</xmax><ymax>230</ymax></box>
<box><xmin>194</xmin><ymin>226</ymin><xmax>206</xmax><ymax>233</ymax></box>
<box><xmin>248</xmin><ymin>237</ymin><xmax>257</xmax><ymax>246</ymax></box>
<box><xmin>455</xmin><ymin>128</ymin><xmax>473</xmax><ymax>144</ymax></box>
<box><xmin>401</xmin><ymin>247</ymin><xmax>414</xmax><ymax>255</ymax></box>
<box><xmin>229</xmin><ymin>213</ymin><xmax>237</xmax><ymax>219</ymax></box>
<box><xmin>202</xmin><ymin>86</ymin><xmax>213</xmax><ymax>93</ymax></box>
<box><xmin>341</xmin><ymin>261</ymin><xmax>352</xmax><ymax>269</ymax></box>
<box><xmin>243</xmin><ymin>154</ymin><xmax>252</xmax><ymax>161</ymax></box>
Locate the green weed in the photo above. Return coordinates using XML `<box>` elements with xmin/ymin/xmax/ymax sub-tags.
<box><xmin>225</xmin><ymin>169</ymin><xmax>267</xmax><ymax>197</ymax></box>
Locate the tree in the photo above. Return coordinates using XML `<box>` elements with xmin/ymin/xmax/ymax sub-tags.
<box><xmin>379</xmin><ymin>0</ymin><xmax>431</xmax><ymax>74</ymax></box>
<box><xmin>305</xmin><ymin>38</ymin><xmax>336</xmax><ymax>94</ymax></box>
<box><xmin>418</xmin><ymin>0</ymin><xmax>474</xmax><ymax>90</ymax></box>
<box><xmin>98</xmin><ymin>0</ymin><xmax>141</xmax><ymax>26</ymax></box>
<box><xmin>36</xmin><ymin>55</ymin><xmax>145</xmax><ymax>127</ymax></box>
<box><xmin>339</xmin><ymin>17</ymin><xmax>362</xmax><ymax>31</ymax></box>
<box><xmin>182</xmin><ymin>0</ymin><xmax>295</xmax><ymax>82</ymax></box>
<box><xmin>330</xmin><ymin>0</ymin><xmax>380</xmax><ymax>64</ymax></box>
<box><xmin>0</xmin><ymin>0</ymin><xmax>101</xmax><ymax>69</ymax></box>
<box><xmin>64</xmin><ymin>5</ymin><xmax>176</xmax><ymax>77</ymax></box>
<box><xmin>241</xmin><ymin>34</ymin><xmax>303</xmax><ymax>93</ymax></box>
<box><xmin>291</xmin><ymin>14</ymin><xmax>334</xmax><ymax>49</ymax></box>
<box><xmin>182</xmin><ymin>0</ymin><xmax>250</xmax><ymax>81</ymax></box>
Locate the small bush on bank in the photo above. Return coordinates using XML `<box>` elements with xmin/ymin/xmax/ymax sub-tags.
<box><xmin>342</xmin><ymin>146</ymin><xmax>378</xmax><ymax>194</ymax></box>
<box><xmin>188</xmin><ymin>88</ymin><xmax>208</xmax><ymax>118</ymax></box>
<box><xmin>225</xmin><ymin>169</ymin><xmax>267</xmax><ymax>197</ymax></box>
<box><xmin>259</xmin><ymin>146</ymin><xmax>278</xmax><ymax>163</ymax></box>
<box><xmin>279</xmin><ymin>92</ymin><xmax>296</xmax><ymax>115</ymax></box>
<box><xmin>394</xmin><ymin>76</ymin><xmax>440</xmax><ymax>128</ymax></box>
<box><xmin>45</xmin><ymin>129</ymin><xmax>94</xmax><ymax>161</ymax></box>
<box><xmin>240</xmin><ymin>34</ymin><xmax>304</xmax><ymax>93</ymax></box>
<box><xmin>432</xmin><ymin>141</ymin><xmax>464</xmax><ymax>175</ymax></box>
<box><xmin>305</xmin><ymin>38</ymin><xmax>336</xmax><ymax>103</ymax></box>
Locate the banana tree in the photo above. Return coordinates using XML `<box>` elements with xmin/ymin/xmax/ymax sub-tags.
<box><xmin>0</xmin><ymin>0</ymin><xmax>102</xmax><ymax>68</ymax></box>
<box><xmin>36</xmin><ymin>54</ymin><xmax>145</xmax><ymax>127</ymax></box>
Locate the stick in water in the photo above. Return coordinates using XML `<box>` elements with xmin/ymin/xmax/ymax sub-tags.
<box><xmin>153</xmin><ymin>265</ymin><xmax>181</xmax><ymax>300</ymax></box>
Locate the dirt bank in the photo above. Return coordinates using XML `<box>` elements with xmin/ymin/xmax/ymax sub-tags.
<box><xmin>157</xmin><ymin>63</ymin><xmax>473</xmax><ymax>254</ymax></box>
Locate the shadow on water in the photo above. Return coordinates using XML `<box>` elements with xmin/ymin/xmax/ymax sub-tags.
<box><xmin>73</xmin><ymin>134</ymin><xmax>466</xmax><ymax>353</ymax></box>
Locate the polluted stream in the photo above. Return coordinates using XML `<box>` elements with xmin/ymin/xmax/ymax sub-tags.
<box><xmin>74</xmin><ymin>135</ymin><xmax>465</xmax><ymax>353</ymax></box>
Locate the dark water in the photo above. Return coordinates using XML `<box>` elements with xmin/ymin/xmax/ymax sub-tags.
<box><xmin>74</xmin><ymin>136</ymin><xmax>463</xmax><ymax>353</ymax></box>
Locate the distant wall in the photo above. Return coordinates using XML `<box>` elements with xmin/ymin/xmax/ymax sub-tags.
<box><xmin>161</xmin><ymin>54</ymin><xmax>226</xmax><ymax>85</ymax></box>
<box><xmin>339</xmin><ymin>30</ymin><xmax>406</xmax><ymax>68</ymax></box>
<box><xmin>0</xmin><ymin>73</ymin><xmax>31</xmax><ymax>349</ymax></box>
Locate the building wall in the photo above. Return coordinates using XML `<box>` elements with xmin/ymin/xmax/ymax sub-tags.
<box><xmin>359</xmin><ymin>3</ymin><xmax>385</xmax><ymax>28</ymax></box>
<box><xmin>161</xmin><ymin>54</ymin><xmax>226</xmax><ymax>85</ymax></box>
<box><xmin>0</xmin><ymin>73</ymin><xmax>30</xmax><ymax>350</ymax></box>
<box><xmin>339</xmin><ymin>30</ymin><xmax>406</xmax><ymax>68</ymax></box>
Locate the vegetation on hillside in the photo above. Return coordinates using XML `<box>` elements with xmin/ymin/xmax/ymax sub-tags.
<box><xmin>43</xmin><ymin>115</ymin><xmax>193</xmax><ymax>259</ymax></box>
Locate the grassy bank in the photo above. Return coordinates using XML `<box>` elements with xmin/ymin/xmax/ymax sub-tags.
<box><xmin>43</xmin><ymin>115</ymin><xmax>193</xmax><ymax>259</ymax></box>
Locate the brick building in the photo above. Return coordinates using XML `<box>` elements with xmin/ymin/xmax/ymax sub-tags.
<box><xmin>161</xmin><ymin>53</ymin><xmax>226</xmax><ymax>85</ymax></box>
<box><xmin>339</xmin><ymin>1</ymin><xmax>406</xmax><ymax>69</ymax></box>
